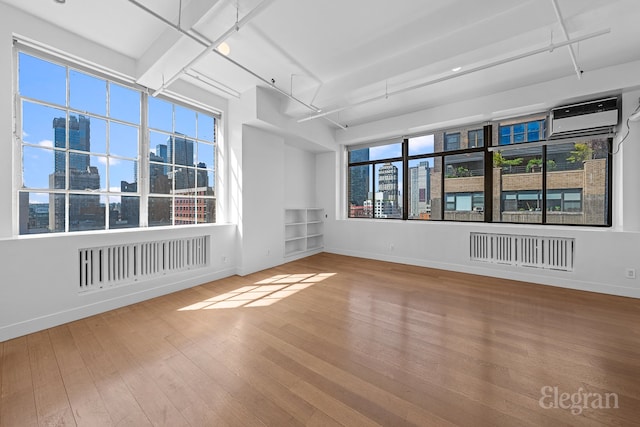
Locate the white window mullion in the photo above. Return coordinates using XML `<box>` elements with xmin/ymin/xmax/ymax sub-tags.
<box><xmin>139</xmin><ymin>92</ymin><xmax>150</xmax><ymax>227</ymax></box>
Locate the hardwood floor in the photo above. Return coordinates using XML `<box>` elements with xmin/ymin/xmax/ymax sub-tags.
<box><xmin>1</xmin><ymin>252</ymin><xmax>639</xmax><ymax>426</ymax></box>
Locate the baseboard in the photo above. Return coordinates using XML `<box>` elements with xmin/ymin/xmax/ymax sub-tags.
<box><xmin>325</xmin><ymin>247</ymin><xmax>640</xmax><ymax>299</ymax></box>
<box><xmin>0</xmin><ymin>267</ymin><xmax>236</xmax><ymax>343</ymax></box>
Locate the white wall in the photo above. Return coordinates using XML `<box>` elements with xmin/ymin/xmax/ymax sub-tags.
<box><xmin>285</xmin><ymin>144</ymin><xmax>317</xmax><ymax>208</ymax></box>
<box><xmin>317</xmin><ymin>65</ymin><xmax>640</xmax><ymax>299</ymax></box>
<box><xmin>0</xmin><ymin>3</ymin><xmax>238</xmax><ymax>342</ymax></box>
<box><xmin>237</xmin><ymin>125</ymin><xmax>286</xmax><ymax>275</ymax></box>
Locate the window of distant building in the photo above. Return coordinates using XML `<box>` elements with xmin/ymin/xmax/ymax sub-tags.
<box><xmin>16</xmin><ymin>48</ymin><xmax>218</xmax><ymax>234</ymax></box>
<box><xmin>444</xmin><ymin>132</ymin><xmax>461</xmax><ymax>151</ymax></box>
<box><xmin>499</xmin><ymin>118</ymin><xmax>546</xmax><ymax>145</ymax></box>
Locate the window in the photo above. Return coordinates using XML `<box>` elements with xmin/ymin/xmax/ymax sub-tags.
<box><xmin>499</xmin><ymin>118</ymin><xmax>546</xmax><ymax>145</ymax></box>
<box><xmin>443</xmin><ymin>153</ymin><xmax>484</xmax><ymax>221</ymax></box>
<box><xmin>148</xmin><ymin>98</ymin><xmax>216</xmax><ymax>226</ymax></box>
<box><xmin>17</xmin><ymin>50</ymin><xmax>217</xmax><ymax>234</ymax></box>
<box><xmin>468</xmin><ymin>129</ymin><xmax>484</xmax><ymax>148</ymax></box>
<box><xmin>348</xmin><ymin>142</ymin><xmax>403</xmax><ymax>219</ymax></box>
<box><xmin>347</xmin><ymin>115</ymin><xmax>611</xmax><ymax>227</ymax></box>
<box><xmin>493</xmin><ymin>137</ymin><xmax>610</xmax><ymax>225</ymax></box>
<box><xmin>444</xmin><ymin>132</ymin><xmax>461</xmax><ymax>151</ymax></box>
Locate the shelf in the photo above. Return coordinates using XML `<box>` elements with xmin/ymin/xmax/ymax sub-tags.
<box><xmin>284</xmin><ymin>208</ymin><xmax>324</xmax><ymax>257</ymax></box>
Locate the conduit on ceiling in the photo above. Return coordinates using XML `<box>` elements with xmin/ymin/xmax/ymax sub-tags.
<box><xmin>128</xmin><ymin>0</ymin><xmax>346</xmax><ymax>129</ymax></box>
<box><xmin>297</xmin><ymin>28</ymin><xmax>610</xmax><ymax>125</ymax></box>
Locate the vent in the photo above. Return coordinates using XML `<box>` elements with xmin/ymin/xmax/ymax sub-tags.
<box><xmin>470</xmin><ymin>233</ymin><xmax>574</xmax><ymax>271</ymax></box>
<box><xmin>550</xmin><ymin>97</ymin><xmax>618</xmax><ymax>137</ymax></box>
<box><xmin>79</xmin><ymin>236</ymin><xmax>209</xmax><ymax>292</ymax></box>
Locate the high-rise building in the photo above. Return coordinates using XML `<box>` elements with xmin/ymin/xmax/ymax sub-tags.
<box><xmin>409</xmin><ymin>160</ymin><xmax>431</xmax><ymax>218</ymax></box>
<box><xmin>168</xmin><ymin>134</ymin><xmax>195</xmax><ymax>190</ymax></box>
<box><xmin>49</xmin><ymin>115</ymin><xmax>101</xmax><ymax>231</ymax></box>
<box><xmin>349</xmin><ymin>148</ymin><xmax>369</xmax><ymax>207</ymax></box>
<box><xmin>53</xmin><ymin>115</ymin><xmax>91</xmax><ymax>172</ymax></box>
<box><xmin>378</xmin><ymin>162</ymin><xmax>399</xmax><ymax>202</ymax></box>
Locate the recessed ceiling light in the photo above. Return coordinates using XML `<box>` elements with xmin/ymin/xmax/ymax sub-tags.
<box><xmin>217</xmin><ymin>42</ymin><xmax>230</xmax><ymax>56</ymax></box>
<box><xmin>451</xmin><ymin>66</ymin><xmax>462</xmax><ymax>72</ymax></box>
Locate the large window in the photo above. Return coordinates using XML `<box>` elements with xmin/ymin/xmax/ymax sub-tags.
<box><xmin>148</xmin><ymin>98</ymin><xmax>216</xmax><ymax>227</ymax></box>
<box><xmin>348</xmin><ymin>142</ymin><xmax>403</xmax><ymax>219</ymax></box>
<box><xmin>347</xmin><ymin>114</ymin><xmax>612</xmax><ymax>226</ymax></box>
<box><xmin>16</xmin><ymin>50</ymin><xmax>217</xmax><ymax>234</ymax></box>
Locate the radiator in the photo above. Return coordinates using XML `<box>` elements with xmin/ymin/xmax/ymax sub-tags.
<box><xmin>470</xmin><ymin>232</ymin><xmax>574</xmax><ymax>271</ymax></box>
<box><xmin>79</xmin><ymin>236</ymin><xmax>209</xmax><ymax>292</ymax></box>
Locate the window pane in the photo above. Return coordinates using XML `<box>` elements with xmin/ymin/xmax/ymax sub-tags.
<box><xmin>148</xmin><ymin>97</ymin><xmax>173</xmax><ymax>131</ymax></box>
<box><xmin>69</xmin><ymin>193</ymin><xmax>104</xmax><ymax>231</ymax></box>
<box><xmin>408</xmin><ymin>135</ymin><xmax>434</xmax><ymax>156</ymax></box>
<box><xmin>408</xmin><ymin>158</ymin><xmax>433</xmax><ymax>220</ymax></box>
<box><xmin>110</xmin><ymin>159</ymin><xmax>137</xmax><ymax>192</ymax></box>
<box><xmin>196</xmin><ymin>141</ymin><xmax>215</xmax><ymax>169</ymax></box>
<box><xmin>196</xmin><ymin>168</ymin><xmax>213</xmax><ymax>190</ymax></box>
<box><xmin>19</xmin><ymin>53</ymin><xmax>66</xmax><ymax>106</ymax></box>
<box><xmin>348</xmin><ymin>164</ymin><xmax>371</xmax><ymax>218</ymax></box>
<box><xmin>22</xmin><ymin>102</ymin><xmax>66</xmax><ymax>147</ymax></box>
<box><xmin>19</xmin><ymin>192</ymin><xmax>65</xmax><ymax>235</ymax></box>
<box><xmin>348</xmin><ymin>148</ymin><xmax>370</xmax><ymax>163</ymax></box>
<box><xmin>468</xmin><ymin>130</ymin><xmax>484</xmax><ymax>148</ymax></box>
<box><xmin>23</xmin><ymin>146</ymin><xmax>57</xmax><ymax>189</ymax></box>
<box><xmin>444</xmin><ymin>133</ymin><xmax>460</xmax><ymax>151</ymax></box>
<box><xmin>70</xmin><ymin>70</ymin><xmax>106</xmax><ymax>116</ymax></box>
<box><xmin>110</xmin><ymin>195</ymin><xmax>139</xmax><ymax>229</ymax></box>
<box><xmin>197</xmin><ymin>198</ymin><xmax>216</xmax><ymax>224</ymax></box>
<box><xmin>175</xmin><ymin>105</ymin><xmax>196</xmax><ymax>138</ymax></box>
<box><xmin>198</xmin><ymin>113</ymin><xmax>215</xmax><ymax>142</ymax></box>
<box><xmin>68</xmin><ymin>154</ymin><xmax>103</xmax><ymax>190</ymax></box>
<box><xmin>109</xmin><ymin>122</ymin><xmax>138</xmax><ymax>159</ymax></box>
<box><xmin>174</xmin><ymin>167</ymin><xmax>196</xmax><ymax>191</ymax></box>
<box><xmin>493</xmin><ymin>147</ymin><xmax>542</xmax><ymax>223</ymax></box>
<box><xmin>171</xmin><ymin>135</ymin><xmax>195</xmax><ymax>166</ymax></box>
<box><xmin>374</xmin><ymin>161</ymin><xmax>402</xmax><ymax>218</ymax></box>
<box><xmin>546</xmin><ymin>140</ymin><xmax>608</xmax><ymax>225</ymax></box>
<box><xmin>86</xmin><ymin>117</ymin><xmax>107</xmax><ymax>154</ymax></box>
<box><xmin>150</xmin><ymin>131</ymin><xmax>170</xmax><ymax>163</ymax></box>
<box><xmin>527</xmin><ymin>121</ymin><xmax>540</xmax><ymax>141</ymax></box>
<box><xmin>444</xmin><ymin>153</ymin><xmax>484</xmax><ymax>221</ymax></box>
<box><xmin>369</xmin><ymin>142</ymin><xmax>402</xmax><ymax>161</ymax></box>
<box><xmin>110</xmin><ymin>83</ymin><xmax>140</xmax><ymax>124</ymax></box>
<box><xmin>174</xmin><ymin>196</ymin><xmax>196</xmax><ymax>225</ymax></box>
<box><xmin>513</xmin><ymin>124</ymin><xmax>525</xmax><ymax>143</ymax></box>
<box><xmin>499</xmin><ymin>126</ymin><xmax>511</xmax><ymax>145</ymax></box>
<box><xmin>67</xmin><ymin>115</ymin><xmax>92</xmax><ymax>154</ymax></box>
<box><xmin>149</xmin><ymin>196</ymin><xmax>171</xmax><ymax>226</ymax></box>
<box><xmin>150</xmin><ymin>162</ymin><xmax>171</xmax><ymax>194</ymax></box>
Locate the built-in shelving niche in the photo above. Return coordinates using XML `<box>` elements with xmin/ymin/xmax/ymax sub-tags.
<box><xmin>284</xmin><ymin>208</ymin><xmax>324</xmax><ymax>258</ymax></box>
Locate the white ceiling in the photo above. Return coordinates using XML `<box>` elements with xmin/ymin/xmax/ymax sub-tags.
<box><xmin>3</xmin><ymin>0</ymin><xmax>640</xmax><ymax>129</ymax></box>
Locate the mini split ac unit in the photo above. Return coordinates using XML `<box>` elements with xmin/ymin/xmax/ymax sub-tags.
<box><xmin>549</xmin><ymin>97</ymin><xmax>618</xmax><ymax>137</ymax></box>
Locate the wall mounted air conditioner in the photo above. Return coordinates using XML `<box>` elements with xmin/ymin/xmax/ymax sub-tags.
<box><xmin>549</xmin><ymin>97</ymin><xmax>618</xmax><ymax>137</ymax></box>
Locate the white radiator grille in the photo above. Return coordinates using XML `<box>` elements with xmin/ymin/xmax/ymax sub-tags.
<box><xmin>79</xmin><ymin>236</ymin><xmax>209</xmax><ymax>292</ymax></box>
<box><xmin>470</xmin><ymin>233</ymin><xmax>574</xmax><ymax>271</ymax></box>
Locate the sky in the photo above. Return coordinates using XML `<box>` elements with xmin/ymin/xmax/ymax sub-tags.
<box><xmin>19</xmin><ymin>52</ymin><xmax>215</xmax><ymax>204</ymax></box>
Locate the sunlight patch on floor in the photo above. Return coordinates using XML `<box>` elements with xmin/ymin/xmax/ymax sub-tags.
<box><xmin>178</xmin><ymin>273</ymin><xmax>336</xmax><ymax>310</ymax></box>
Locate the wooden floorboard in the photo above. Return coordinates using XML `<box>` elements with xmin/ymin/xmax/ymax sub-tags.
<box><xmin>1</xmin><ymin>252</ymin><xmax>639</xmax><ymax>426</ymax></box>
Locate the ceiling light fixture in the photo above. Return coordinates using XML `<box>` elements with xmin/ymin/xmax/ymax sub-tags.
<box><xmin>451</xmin><ymin>66</ymin><xmax>462</xmax><ymax>72</ymax></box>
<box><xmin>217</xmin><ymin>42</ymin><xmax>231</xmax><ymax>56</ymax></box>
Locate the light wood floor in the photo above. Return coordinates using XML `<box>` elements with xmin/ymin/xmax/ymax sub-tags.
<box><xmin>1</xmin><ymin>253</ymin><xmax>639</xmax><ymax>426</ymax></box>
